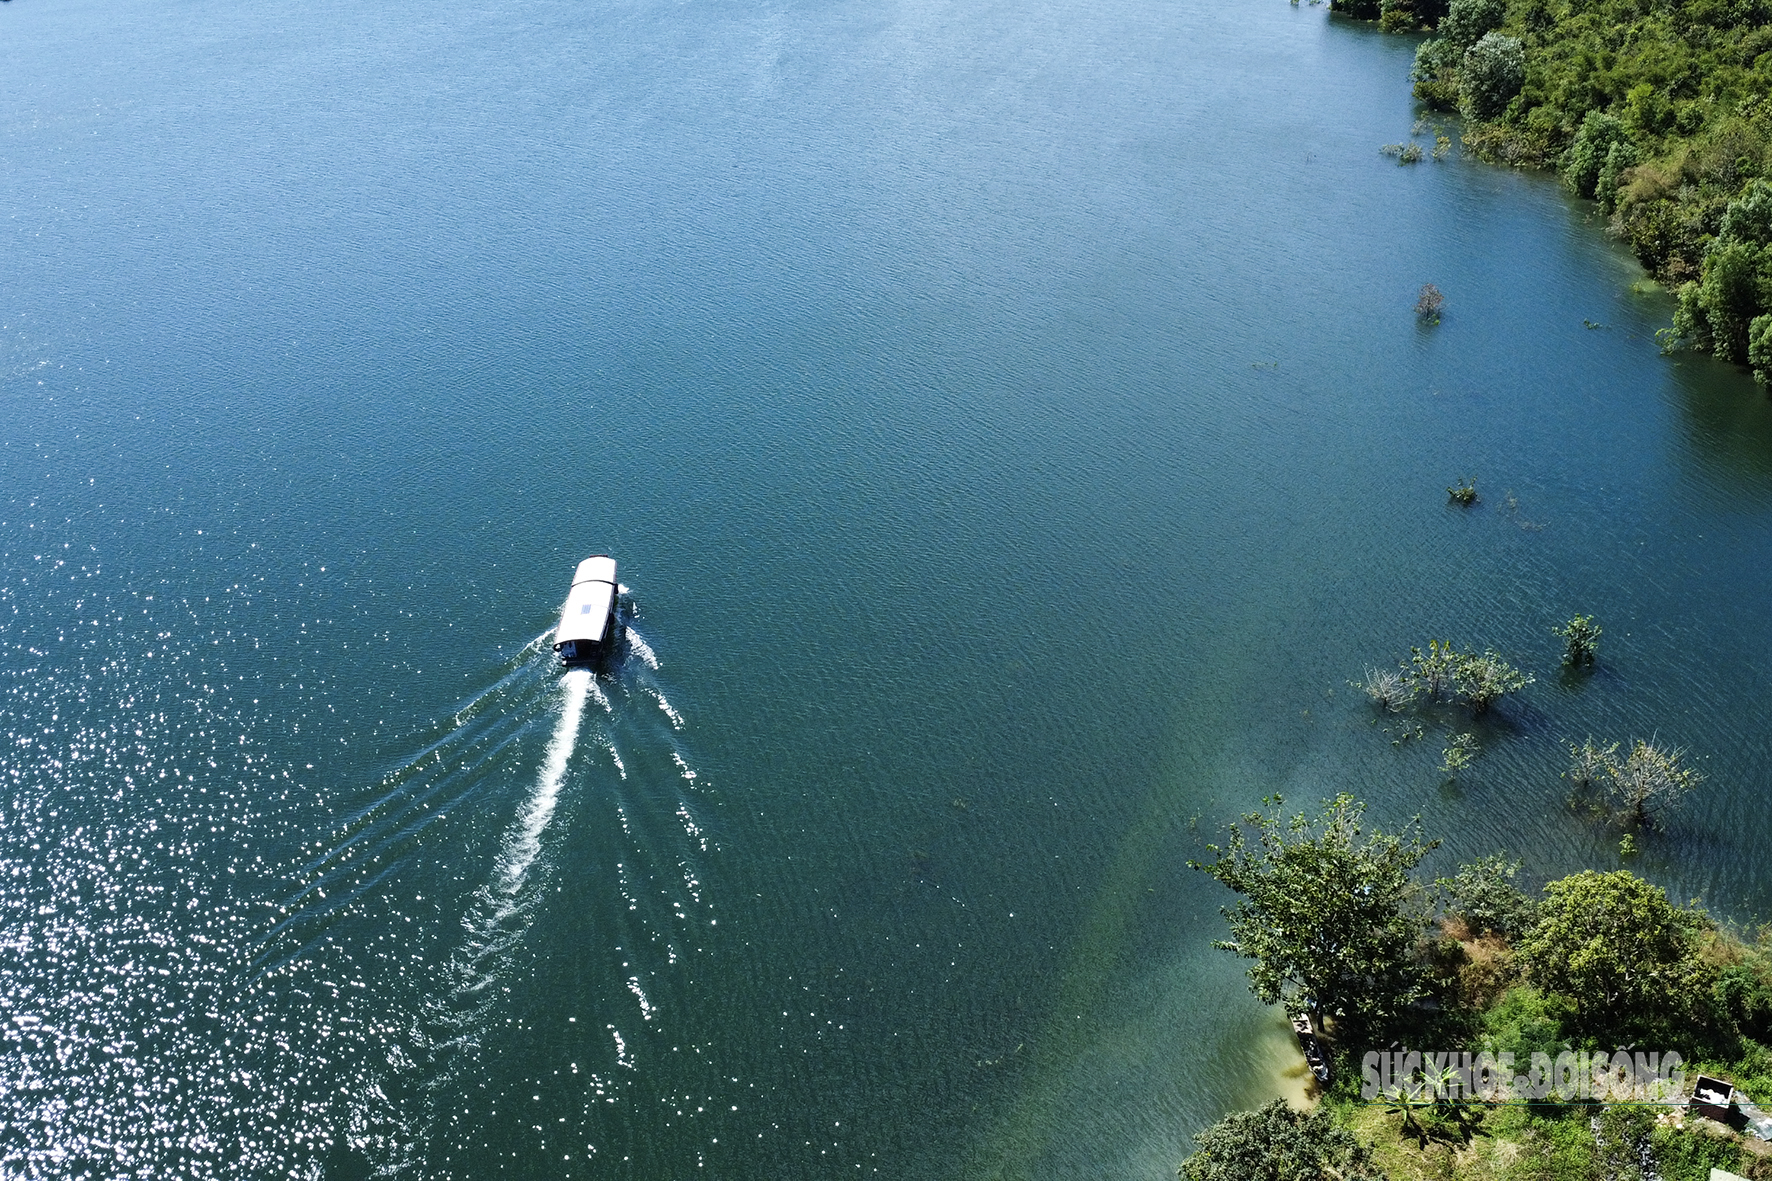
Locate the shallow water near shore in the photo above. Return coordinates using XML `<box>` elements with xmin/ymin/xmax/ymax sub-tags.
<box><xmin>5</xmin><ymin>0</ymin><xmax>1772</xmax><ymax>1176</ymax></box>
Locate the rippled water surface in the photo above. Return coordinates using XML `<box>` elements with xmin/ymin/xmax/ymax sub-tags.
<box><xmin>6</xmin><ymin>0</ymin><xmax>1772</xmax><ymax>1176</ymax></box>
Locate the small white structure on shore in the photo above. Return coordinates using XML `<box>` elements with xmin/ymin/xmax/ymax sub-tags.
<box><xmin>554</xmin><ymin>555</ymin><xmax>620</xmax><ymax>665</ymax></box>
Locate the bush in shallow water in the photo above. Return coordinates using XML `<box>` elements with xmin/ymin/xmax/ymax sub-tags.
<box><xmin>1356</xmin><ymin>667</ymin><xmax>1415</xmax><ymax>711</ymax></box>
<box><xmin>1407</xmin><ymin>639</ymin><xmax>1462</xmax><ymax>700</ymax></box>
<box><xmin>1447</xmin><ymin>477</ymin><xmax>1475</xmax><ymax>504</ymax></box>
<box><xmin>1440</xmin><ymin>731</ymin><xmax>1479</xmax><ymax>776</ymax></box>
<box><xmin>1554</xmin><ymin>614</ymin><xmax>1601</xmax><ymax>666</ymax></box>
<box><xmin>1452</xmin><ymin>649</ymin><xmax>1531</xmax><ymax>713</ymax></box>
<box><xmin>1608</xmin><ymin>738</ymin><xmax>1704</xmax><ymax>830</ymax></box>
<box><xmin>1415</xmin><ymin>283</ymin><xmax>1445</xmax><ymax>319</ymax></box>
<box><xmin>1565</xmin><ymin>736</ymin><xmax>1617</xmax><ymax>800</ymax></box>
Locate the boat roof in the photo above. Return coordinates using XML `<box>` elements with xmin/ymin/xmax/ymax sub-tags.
<box><xmin>572</xmin><ymin>555</ymin><xmax>617</xmax><ymax>586</ymax></box>
<box><xmin>556</xmin><ymin>556</ymin><xmax>617</xmax><ymax>646</ymax></box>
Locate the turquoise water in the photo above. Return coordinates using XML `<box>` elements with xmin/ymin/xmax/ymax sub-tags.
<box><xmin>5</xmin><ymin>0</ymin><xmax>1772</xmax><ymax>1176</ymax></box>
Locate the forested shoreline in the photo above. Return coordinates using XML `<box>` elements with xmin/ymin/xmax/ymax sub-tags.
<box><xmin>1334</xmin><ymin>0</ymin><xmax>1772</xmax><ymax>382</ymax></box>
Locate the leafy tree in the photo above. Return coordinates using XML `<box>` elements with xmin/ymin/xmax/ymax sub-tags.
<box><xmin>1554</xmin><ymin>614</ymin><xmax>1601</xmax><ymax>666</ymax></box>
<box><xmin>1750</xmin><ymin>313</ymin><xmax>1772</xmax><ymax>385</ymax></box>
<box><xmin>1178</xmin><ymin>1099</ymin><xmax>1385</xmax><ymax>1181</ymax></box>
<box><xmin>1437</xmin><ymin>854</ymin><xmax>1538</xmax><ymax>940</ymax></box>
<box><xmin>1563</xmin><ymin>111</ymin><xmax>1630</xmax><ymax>200</ymax></box>
<box><xmin>1516</xmin><ymin>870</ymin><xmax>1706</xmax><ymax>1029</ymax></box>
<box><xmin>1460</xmin><ymin>33</ymin><xmax>1525</xmax><ymax>122</ymax></box>
<box><xmin>1595</xmin><ymin>140</ymin><xmax>1642</xmax><ymax>213</ymax></box>
<box><xmin>1439</xmin><ymin>0</ymin><xmax>1507</xmax><ymax>46</ymax></box>
<box><xmin>1410</xmin><ymin>38</ymin><xmax>1463</xmax><ymax>110</ymax></box>
<box><xmin>1440</xmin><ymin>731</ymin><xmax>1479</xmax><ymax>776</ymax></box>
<box><xmin>1452</xmin><ymin>648</ymin><xmax>1530</xmax><ymax>713</ymax></box>
<box><xmin>1698</xmin><ymin>239</ymin><xmax>1764</xmax><ymax>363</ymax></box>
<box><xmin>1192</xmin><ymin>794</ymin><xmax>1438</xmax><ymax>1029</ymax></box>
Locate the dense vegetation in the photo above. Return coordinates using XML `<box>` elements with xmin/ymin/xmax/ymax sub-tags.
<box><xmin>1336</xmin><ymin>0</ymin><xmax>1772</xmax><ymax>381</ymax></box>
<box><xmin>1183</xmin><ymin>795</ymin><xmax>1772</xmax><ymax>1179</ymax></box>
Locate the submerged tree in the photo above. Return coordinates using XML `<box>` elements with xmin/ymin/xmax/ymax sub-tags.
<box><xmin>1408</xmin><ymin>639</ymin><xmax>1463</xmax><ymax>700</ymax></box>
<box><xmin>1402</xmin><ymin>641</ymin><xmax>1529</xmax><ymax>712</ymax></box>
<box><xmin>1565</xmin><ymin>737</ymin><xmax>1617</xmax><ymax>799</ymax></box>
<box><xmin>1566</xmin><ymin>737</ymin><xmax>1702</xmax><ymax>830</ymax></box>
<box><xmin>1440</xmin><ymin>731</ymin><xmax>1479</xmax><ymax>777</ymax></box>
<box><xmin>1609</xmin><ymin>739</ymin><xmax>1704</xmax><ymax>830</ymax></box>
<box><xmin>1357</xmin><ymin>666</ymin><xmax>1416</xmax><ymax>712</ymax></box>
<box><xmin>1416</xmin><ymin>283</ymin><xmax>1446</xmax><ymax>321</ymax></box>
<box><xmin>1452</xmin><ymin>649</ymin><xmax>1531</xmax><ymax>714</ymax></box>
<box><xmin>1192</xmin><ymin>794</ymin><xmax>1437</xmax><ymax>1030</ymax></box>
<box><xmin>1554</xmin><ymin>614</ymin><xmax>1602</xmax><ymax>666</ymax></box>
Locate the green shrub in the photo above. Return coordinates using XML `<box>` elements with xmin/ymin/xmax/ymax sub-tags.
<box><xmin>1554</xmin><ymin>614</ymin><xmax>1601</xmax><ymax>666</ymax></box>
<box><xmin>1439</xmin><ymin>0</ymin><xmax>1506</xmax><ymax>46</ymax></box>
<box><xmin>1178</xmin><ymin>1099</ymin><xmax>1381</xmax><ymax>1181</ymax></box>
<box><xmin>1650</xmin><ymin>1123</ymin><xmax>1748</xmax><ymax>1181</ymax></box>
<box><xmin>1438</xmin><ymin>854</ymin><xmax>1538</xmax><ymax>939</ymax></box>
<box><xmin>1563</xmin><ymin>110</ymin><xmax>1629</xmax><ymax>199</ymax></box>
<box><xmin>1480</xmin><ymin>984</ymin><xmax>1571</xmax><ymax>1063</ymax></box>
<box><xmin>1460</xmin><ymin>33</ymin><xmax>1525</xmax><ymax>122</ymax></box>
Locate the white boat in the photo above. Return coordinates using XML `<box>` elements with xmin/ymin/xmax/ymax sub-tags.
<box><xmin>553</xmin><ymin>555</ymin><xmax>620</xmax><ymax>665</ymax></box>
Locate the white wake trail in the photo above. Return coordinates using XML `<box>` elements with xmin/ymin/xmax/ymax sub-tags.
<box><xmin>491</xmin><ymin>668</ymin><xmax>591</xmax><ymax>903</ymax></box>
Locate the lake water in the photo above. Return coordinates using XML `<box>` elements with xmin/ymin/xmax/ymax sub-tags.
<box><xmin>5</xmin><ymin>0</ymin><xmax>1772</xmax><ymax>1176</ymax></box>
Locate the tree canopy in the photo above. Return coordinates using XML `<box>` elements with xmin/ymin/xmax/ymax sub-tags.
<box><xmin>1192</xmin><ymin>794</ymin><xmax>1437</xmax><ymax>1030</ymax></box>
<box><xmin>1515</xmin><ymin>869</ymin><xmax>1706</xmax><ymax>1029</ymax></box>
<box><xmin>1178</xmin><ymin>1099</ymin><xmax>1386</xmax><ymax>1181</ymax></box>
